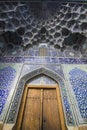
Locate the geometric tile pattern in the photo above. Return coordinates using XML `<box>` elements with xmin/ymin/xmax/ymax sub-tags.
<box><xmin>45</xmin><ymin>65</ymin><xmax>65</xmax><ymax>78</ymax></box>
<box><xmin>0</xmin><ymin>66</ymin><xmax>16</xmax><ymax>115</ymax></box>
<box><xmin>0</xmin><ymin>57</ymin><xmax>87</xmax><ymax>64</ymax></box>
<box><xmin>20</xmin><ymin>64</ymin><xmax>64</xmax><ymax>79</ymax></box>
<box><xmin>69</xmin><ymin>68</ymin><xmax>87</xmax><ymax>119</ymax></box>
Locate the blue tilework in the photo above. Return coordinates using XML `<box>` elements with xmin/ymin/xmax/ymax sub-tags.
<box><xmin>60</xmin><ymin>82</ymin><xmax>74</xmax><ymax>125</ymax></box>
<box><xmin>45</xmin><ymin>65</ymin><xmax>64</xmax><ymax>78</ymax></box>
<box><xmin>69</xmin><ymin>68</ymin><xmax>87</xmax><ymax>119</ymax></box>
<box><xmin>0</xmin><ymin>66</ymin><xmax>16</xmax><ymax>115</ymax></box>
<box><xmin>63</xmin><ymin>95</ymin><xmax>74</xmax><ymax>124</ymax></box>
<box><xmin>0</xmin><ymin>57</ymin><xmax>87</xmax><ymax>64</ymax></box>
<box><xmin>20</xmin><ymin>64</ymin><xmax>41</xmax><ymax>78</ymax></box>
<box><xmin>20</xmin><ymin>64</ymin><xmax>64</xmax><ymax>80</ymax></box>
<box><xmin>6</xmin><ymin>67</ymin><xmax>74</xmax><ymax>125</ymax></box>
<box><xmin>28</xmin><ymin>49</ymin><xmax>35</xmax><ymax>56</ymax></box>
<box><xmin>51</xmin><ymin>51</ymin><xmax>58</xmax><ymax>57</ymax></box>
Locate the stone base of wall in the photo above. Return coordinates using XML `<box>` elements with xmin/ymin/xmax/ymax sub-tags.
<box><xmin>67</xmin><ymin>125</ymin><xmax>87</xmax><ymax>130</ymax></box>
<box><xmin>78</xmin><ymin>125</ymin><xmax>87</xmax><ymax>130</ymax></box>
<box><xmin>1</xmin><ymin>124</ymin><xmax>87</xmax><ymax>130</ymax></box>
<box><xmin>2</xmin><ymin>124</ymin><xmax>14</xmax><ymax>130</ymax></box>
<box><xmin>0</xmin><ymin>122</ymin><xmax>3</xmax><ymax>130</ymax></box>
<box><xmin>67</xmin><ymin>126</ymin><xmax>78</xmax><ymax>130</ymax></box>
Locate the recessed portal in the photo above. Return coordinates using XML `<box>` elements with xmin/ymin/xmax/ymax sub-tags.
<box><xmin>14</xmin><ymin>75</ymin><xmax>66</xmax><ymax>130</ymax></box>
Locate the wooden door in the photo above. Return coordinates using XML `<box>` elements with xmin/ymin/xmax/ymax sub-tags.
<box><xmin>43</xmin><ymin>89</ymin><xmax>61</xmax><ymax>130</ymax></box>
<box><xmin>15</xmin><ymin>86</ymin><xmax>65</xmax><ymax>130</ymax></box>
<box><xmin>21</xmin><ymin>89</ymin><xmax>41</xmax><ymax>130</ymax></box>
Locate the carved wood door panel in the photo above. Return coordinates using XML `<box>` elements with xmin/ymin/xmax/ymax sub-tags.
<box><xmin>43</xmin><ymin>89</ymin><xmax>61</xmax><ymax>130</ymax></box>
<box><xmin>21</xmin><ymin>89</ymin><xmax>40</xmax><ymax>130</ymax></box>
<box><xmin>19</xmin><ymin>88</ymin><xmax>62</xmax><ymax>130</ymax></box>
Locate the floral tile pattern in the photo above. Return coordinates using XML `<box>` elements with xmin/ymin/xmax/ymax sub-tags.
<box><xmin>69</xmin><ymin>68</ymin><xmax>87</xmax><ymax>119</ymax></box>
<box><xmin>63</xmin><ymin>95</ymin><xmax>74</xmax><ymax>124</ymax></box>
<box><xmin>0</xmin><ymin>66</ymin><xmax>16</xmax><ymax>115</ymax></box>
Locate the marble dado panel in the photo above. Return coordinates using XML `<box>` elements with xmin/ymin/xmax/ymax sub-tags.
<box><xmin>63</xmin><ymin>64</ymin><xmax>87</xmax><ymax>124</ymax></box>
<box><xmin>0</xmin><ymin>63</ymin><xmax>22</xmax><ymax>121</ymax></box>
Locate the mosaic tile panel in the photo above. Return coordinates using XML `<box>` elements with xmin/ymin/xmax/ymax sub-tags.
<box><xmin>58</xmin><ymin>80</ymin><xmax>75</xmax><ymax>125</ymax></box>
<box><xmin>20</xmin><ymin>64</ymin><xmax>41</xmax><ymax>78</ymax></box>
<box><xmin>0</xmin><ymin>66</ymin><xmax>16</xmax><ymax>115</ymax></box>
<box><xmin>45</xmin><ymin>65</ymin><xmax>65</xmax><ymax>78</ymax></box>
<box><xmin>69</xmin><ymin>68</ymin><xmax>87</xmax><ymax>119</ymax></box>
<box><xmin>0</xmin><ymin>57</ymin><xmax>87</xmax><ymax>64</ymax></box>
<box><xmin>20</xmin><ymin>64</ymin><xmax>64</xmax><ymax>79</ymax></box>
<box><xmin>62</xmin><ymin>90</ymin><xmax>75</xmax><ymax>125</ymax></box>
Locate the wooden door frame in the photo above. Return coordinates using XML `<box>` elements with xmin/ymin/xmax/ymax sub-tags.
<box><xmin>15</xmin><ymin>84</ymin><xmax>67</xmax><ymax>130</ymax></box>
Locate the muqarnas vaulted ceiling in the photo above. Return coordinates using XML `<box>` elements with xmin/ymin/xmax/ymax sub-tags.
<box><xmin>0</xmin><ymin>2</ymin><xmax>87</xmax><ymax>57</ymax></box>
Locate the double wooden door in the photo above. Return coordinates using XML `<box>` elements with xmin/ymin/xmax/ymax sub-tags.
<box><xmin>15</xmin><ymin>85</ymin><xmax>66</xmax><ymax>130</ymax></box>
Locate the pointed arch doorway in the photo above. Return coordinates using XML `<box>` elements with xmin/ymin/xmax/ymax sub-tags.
<box><xmin>14</xmin><ymin>75</ymin><xmax>67</xmax><ymax>130</ymax></box>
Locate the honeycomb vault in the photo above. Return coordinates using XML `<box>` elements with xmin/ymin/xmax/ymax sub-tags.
<box><xmin>0</xmin><ymin>2</ymin><xmax>87</xmax><ymax>57</ymax></box>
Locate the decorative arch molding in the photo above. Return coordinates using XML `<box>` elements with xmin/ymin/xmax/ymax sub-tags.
<box><xmin>5</xmin><ymin>67</ymin><xmax>75</xmax><ymax>126</ymax></box>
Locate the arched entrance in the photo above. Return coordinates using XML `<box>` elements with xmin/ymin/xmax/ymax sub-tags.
<box><xmin>14</xmin><ymin>72</ymin><xmax>67</xmax><ymax>130</ymax></box>
<box><xmin>4</xmin><ymin>67</ymin><xmax>67</xmax><ymax>130</ymax></box>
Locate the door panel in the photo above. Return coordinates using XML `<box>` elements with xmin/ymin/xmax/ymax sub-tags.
<box><xmin>21</xmin><ymin>89</ymin><xmax>41</xmax><ymax>130</ymax></box>
<box><xmin>43</xmin><ymin>89</ymin><xmax>61</xmax><ymax>130</ymax></box>
<box><xmin>20</xmin><ymin>88</ymin><xmax>62</xmax><ymax>130</ymax></box>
